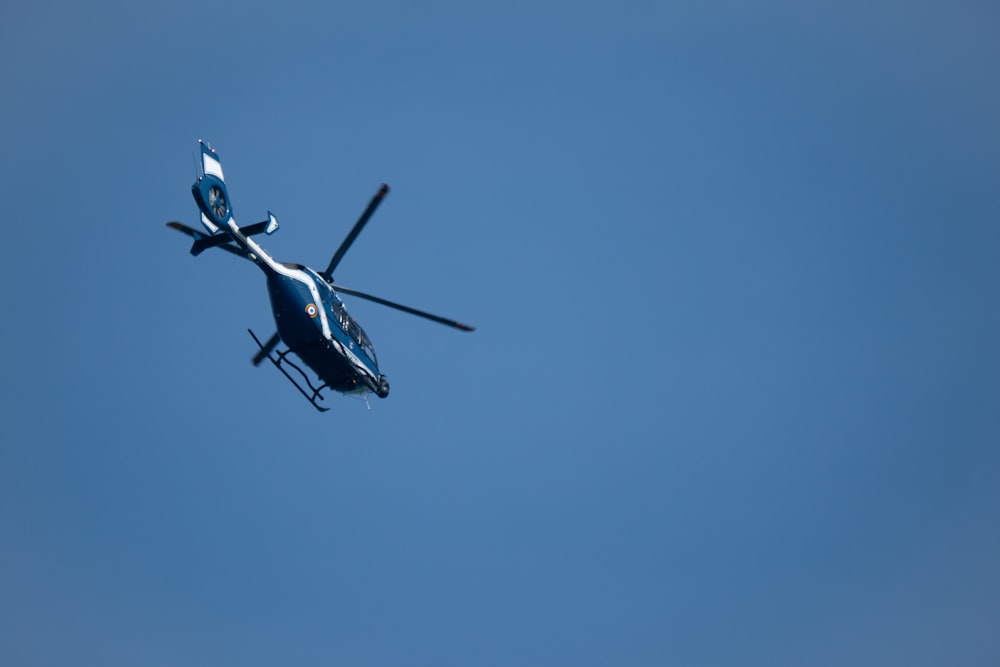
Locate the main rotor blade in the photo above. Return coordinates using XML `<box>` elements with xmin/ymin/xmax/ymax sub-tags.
<box><xmin>166</xmin><ymin>221</ymin><xmax>201</xmax><ymax>237</ymax></box>
<box><xmin>251</xmin><ymin>331</ymin><xmax>281</xmax><ymax>366</ymax></box>
<box><xmin>321</xmin><ymin>183</ymin><xmax>389</xmax><ymax>281</ymax></box>
<box><xmin>332</xmin><ymin>284</ymin><xmax>475</xmax><ymax>331</ymax></box>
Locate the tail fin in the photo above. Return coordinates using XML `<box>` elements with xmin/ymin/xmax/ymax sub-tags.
<box><xmin>191</xmin><ymin>140</ymin><xmax>234</xmax><ymax>234</ymax></box>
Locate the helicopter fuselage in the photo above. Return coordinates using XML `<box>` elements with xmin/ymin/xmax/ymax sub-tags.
<box><xmin>265</xmin><ymin>266</ymin><xmax>382</xmax><ymax>396</ymax></box>
<box><xmin>229</xmin><ymin>221</ymin><xmax>387</xmax><ymax>397</ymax></box>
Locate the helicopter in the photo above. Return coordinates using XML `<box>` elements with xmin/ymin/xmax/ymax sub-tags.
<box><xmin>167</xmin><ymin>140</ymin><xmax>474</xmax><ymax>411</ymax></box>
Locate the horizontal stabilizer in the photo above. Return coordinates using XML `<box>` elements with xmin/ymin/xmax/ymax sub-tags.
<box><xmin>241</xmin><ymin>220</ymin><xmax>275</xmax><ymax>237</ymax></box>
<box><xmin>166</xmin><ymin>222</ymin><xmax>253</xmax><ymax>261</ymax></box>
<box><xmin>170</xmin><ymin>218</ymin><xmax>277</xmax><ymax>257</ymax></box>
<box><xmin>191</xmin><ymin>230</ymin><xmax>234</xmax><ymax>255</ymax></box>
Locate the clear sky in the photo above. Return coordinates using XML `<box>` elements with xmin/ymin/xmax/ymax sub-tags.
<box><xmin>2</xmin><ymin>1</ymin><xmax>998</xmax><ymax>665</ymax></box>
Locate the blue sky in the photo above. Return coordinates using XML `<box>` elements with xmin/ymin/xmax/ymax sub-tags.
<box><xmin>2</xmin><ymin>1</ymin><xmax>998</xmax><ymax>665</ymax></box>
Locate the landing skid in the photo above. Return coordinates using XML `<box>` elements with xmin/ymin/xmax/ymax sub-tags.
<box><xmin>248</xmin><ymin>329</ymin><xmax>330</xmax><ymax>412</ymax></box>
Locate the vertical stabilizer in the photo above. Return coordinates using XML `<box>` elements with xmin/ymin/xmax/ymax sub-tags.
<box><xmin>191</xmin><ymin>141</ymin><xmax>235</xmax><ymax>234</ymax></box>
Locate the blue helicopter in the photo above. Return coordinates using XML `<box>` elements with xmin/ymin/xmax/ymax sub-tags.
<box><xmin>167</xmin><ymin>141</ymin><xmax>474</xmax><ymax>411</ymax></box>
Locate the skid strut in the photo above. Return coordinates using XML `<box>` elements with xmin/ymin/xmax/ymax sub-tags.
<box><xmin>248</xmin><ymin>329</ymin><xmax>330</xmax><ymax>412</ymax></box>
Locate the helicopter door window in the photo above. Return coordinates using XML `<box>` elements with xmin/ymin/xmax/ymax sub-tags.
<box><xmin>359</xmin><ymin>331</ymin><xmax>376</xmax><ymax>363</ymax></box>
<box><xmin>348</xmin><ymin>319</ymin><xmax>362</xmax><ymax>346</ymax></box>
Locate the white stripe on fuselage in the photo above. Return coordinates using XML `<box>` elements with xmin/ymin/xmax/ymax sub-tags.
<box><xmin>226</xmin><ymin>217</ymin><xmax>378</xmax><ymax>386</ymax></box>
<box><xmin>227</xmin><ymin>218</ymin><xmax>332</xmax><ymax>339</ymax></box>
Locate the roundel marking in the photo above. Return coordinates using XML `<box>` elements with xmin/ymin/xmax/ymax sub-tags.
<box><xmin>305</xmin><ymin>303</ymin><xmax>319</xmax><ymax>318</ymax></box>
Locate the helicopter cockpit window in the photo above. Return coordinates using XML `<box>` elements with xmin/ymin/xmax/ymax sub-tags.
<box><xmin>318</xmin><ymin>283</ymin><xmax>377</xmax><ymax>363</ymax></box>
<box><xmin>347</xmin><ymin>319</ymin><xmax>361</xmax><ymax>343</ymax></box>
<box><xmin>344</xmin><ymin>318</ymin><xmax>377</xmax><ymax>363</ymax></box>
<box><xmin>329</xmin><ymin>300</ymin><xmax>348</xmax><ymax>328</ymax></box>
<box><xmin>360</xmin><ymin>330</ymin><xmax>377</xmax><ymax>364</ymax></box>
